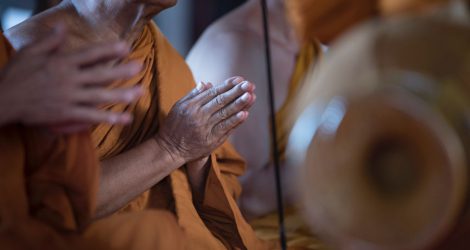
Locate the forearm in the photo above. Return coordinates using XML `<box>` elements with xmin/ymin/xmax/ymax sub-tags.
<box><xmin>186</xmin><ymin>157</ymin><xmax>211</xmax><ymax>203</ymax></box>
<box><xmin>95</xmin><ymin>138</ymin><xmax>185</xmax><ymax>218</ymax></box>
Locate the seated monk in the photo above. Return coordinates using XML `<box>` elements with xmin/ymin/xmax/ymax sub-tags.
<box><xmin>187</xmin><ymin>0</ymin><xmax>451</xmax><ymax>249</ymax></box>
<box><xmin>0</xmin><ymin>26</ymin><xmax>150</xmax><ymax>249</ymax></box>
<box><xmin>6</xmin><ymin>0</ymin><xmax>274</xmax><ymax>249</ymax></box>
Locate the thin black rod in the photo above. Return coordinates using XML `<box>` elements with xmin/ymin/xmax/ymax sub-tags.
<box><xmin>260</xmin><ymin>0</ymin><xmax>287</xmax><ymax>249</ymax></box>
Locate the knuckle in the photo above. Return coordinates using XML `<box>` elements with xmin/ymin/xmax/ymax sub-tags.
<box><xmin>178</xmin><ymin>102</ymin><xmax>190</xmax><ymax>111</ymax></box>
<box><xmin>208</xmin><ymin>88</ymin><xmax>219</xmax><ymax>98</ymax></box>
<box><xmin>215</xmin><ymin>95</ymin><xmax>225</xmax><ymax>106</ymax></box>
<box><xmin>218</xmin><ymin>121</ymin><xmax>228</xmax><ymax>132</ymax></box>
<box><xmin>218</xmin><ymin>108</ymin><xmax>228</xmax><ymax>120</ymax></box>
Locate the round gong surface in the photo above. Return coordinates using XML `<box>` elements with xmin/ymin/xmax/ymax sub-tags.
<box><xmin>300</xmin><ymin>93</ymin><xmax>467</xmax><ymax>250</ymax></box>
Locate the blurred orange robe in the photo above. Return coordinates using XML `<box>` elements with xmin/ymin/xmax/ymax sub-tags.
<box><xmin>0</xmin><ymin>33</ymin><xmax>190</xmax><ymax>250</ymax></box>
<box><xmin>0</xmin><ymin>34</ymin><xmax>98</xmax><ymax>250</ymax></box>
<box><xmin>90</xmin><ymin>22</ymin><xmax>273</xmax><ymax>250</ymax></box>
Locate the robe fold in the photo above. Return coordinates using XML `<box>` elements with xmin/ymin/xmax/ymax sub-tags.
<box><xmin>91</xmin><ymin>22</ymin><xmax>272</xmax><ymax>250</ymax></box>
<box><xmin>0</xmin><ymin>32</ymin><xmax>193</xmax><ymax>250</ymax></box>
<box><xmin>0</xmin><ymin>34</ymin><xmax>99</xmax><ymax>249</ymax></box>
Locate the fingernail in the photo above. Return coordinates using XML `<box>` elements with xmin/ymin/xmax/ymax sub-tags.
<box><xmin>241</xmin><ymin>93</ymin><xmax>251</xmax><ymax>102</ymax></box>
<box><xmin>125</xmin><ymin>91</ymin><xmax>138</xmax><ymax>102</ymax></box>
<box><xmin>134</xmin><ymin>86</ymin><xmax>144</xmax><ymax>96</ymax></box>
<box><xmin>120</xmin><ymin>113</ymin><xmax>133</xmax><ymax>124</ymax></box>
<box><xmin>128</xmin><ymin>62</ymin><xmax>142</xmax><ymax>74</ymax></box>
<box><xmin>241</xmin><ymin>81</ymin><xmax>252</xmax><ymax>91</ymax></box>
<box><xmin>205</xmin><ymin>82</ymin><xmax>214</xmax><ymax>88</ymax></box>
<box><xmin>197</xmin><ymin>82</ymin><xmax>205</xmax><ymax>91</ymax></box>
<box><xmin>108</xmin><ymin>114</ymin><xmax>118</xmax><ymax>124</ymax></box>
<box><xmin>233</xmin><ymin>77</ymin><xmax>244</xmax><ymax>84</ymax></box>
<box><xmin>115</xmin><ymin>42</ymin><xmax>128</xmax><ymax>51</ymax></box>
<box><xmin>237</xmin><ymin>111</ymin><xmax>247</xmax><ymax>119</ymax></box>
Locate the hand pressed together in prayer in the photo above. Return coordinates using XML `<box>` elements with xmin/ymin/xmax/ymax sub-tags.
<box><xmin>156</xmin><ymin>76</ymin><xmax>256</xmax><ymax>193</ymax></box>
<box><xmin>0</xmin><ymin>25</ymin><xmax>143</xmax><ymax>128</ymax></box>
<box><xmin>156</xmin><ymin>76</ymin><xmax>256</xmax><ymax>163</ymax></box>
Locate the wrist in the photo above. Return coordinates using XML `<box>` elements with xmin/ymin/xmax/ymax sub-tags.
<box><xmin>152</xmin><ymin>134</ymin><xmax>186</xmax><ymax>167</ymax></box>
<box><xmin>187</xmin><ymin>157</ymin><xmax>211</xmax><ymax>203</ymax></box>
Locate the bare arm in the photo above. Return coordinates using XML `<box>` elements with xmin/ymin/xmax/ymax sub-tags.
<box><xmin>96</xmin><ymin>138</ymin><xmax>184</xmax><ymax>218</ymax></box>
<box><xmin>96</xmin><ymin>78</ymin><xmax>255</xmax><ymax>218</ymax></box>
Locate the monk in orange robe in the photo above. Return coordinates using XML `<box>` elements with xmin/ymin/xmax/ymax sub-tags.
<box><xmin>6</xmin><ymin>0</ymin><xmax>273</xmax><ymax>249</ymax></box>
<box><xmin>0</xmin><ymin>26</ymin><xmax>161</xmax><ymax>249</ymax></box>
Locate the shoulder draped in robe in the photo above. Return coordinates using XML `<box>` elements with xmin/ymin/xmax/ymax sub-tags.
<box><xmin>90</xmin><ymin>22</ymin><xmax>274</xmax><ymax>250</ymax></box>
<box><xmin>0</xmin><ymin>32</ymin><xmax>189</xmax><ymax>250</ymax></box>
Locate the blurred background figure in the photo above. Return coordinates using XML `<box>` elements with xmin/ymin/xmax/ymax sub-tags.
<box><xmin>187</xmin><ymin>0</ymin><xmax>317</xmax><ymax>218</ymax></box>
<box><xmin>186</xmin><ymin>0</ymin><xmax>326</xmax><ymax>249</ymax></box>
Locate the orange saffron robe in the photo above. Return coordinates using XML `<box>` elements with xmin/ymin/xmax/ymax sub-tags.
<box><xmin>90</xmin><ymin>22</ymin><xmax>274</xmax><ymax>250</ymax></box>
<box><xmin>0</xmin><ymin>33</ymin><xmax>185</xmax><ymax>250</ymax></box>
<box><xmin>0</xmin><ymin>34</ymin><xmax>99</xmax><ymax>250</ymax></box>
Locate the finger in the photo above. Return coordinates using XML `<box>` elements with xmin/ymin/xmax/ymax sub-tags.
<box><xmin>212</xmin><ymin>111</ymin><xmax>249</xmax><ymax>137</ymax></box>
<box><xmin>67</xmin><ymin>108</ymin><xmax>133</xmax><ymax>125</ymax></box>
<box><xmin>190</xmin><ymin>76</ymin><xmax>245</xmax><ymax>104</ymax></box>
<box><xmin>202</xmin><ymin>80</ymin><xmax>254</xmax><ymax>115</ymax></box>
<box><xmin>21</xmin><ymin>24</ymin><xmax>66</xmax><ymax>55</ymax></box>
<box><xmin>209</xmin><ymin>92</ymin><xmax>254</xmax><ymax>124</ymax></box>
<box><xmin>68</xmin><ymin>42</ymin><xmax>131</xmax><ymax>66</ymax></box>
<box><xmin>75</xmin><ymin>86</ymin><xmax>143</xmax><ymax>105</ymax></box>
<box><xmin>76</xmin><ymin>62</ymin><xmax>142</xmax><ymax>85</ymax></box>
<box><xmin>177</xmin><ymin>81</ymin><xmax>211</xmax><ymax>104</ymax></box>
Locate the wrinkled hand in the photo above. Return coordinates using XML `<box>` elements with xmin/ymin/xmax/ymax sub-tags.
<box><xmin>0</xmin><ymin>25</ymin><xmax>142</xmax><ymax>128</ymax></box>
<box><xmin>156</xmin><ymin>76</ymin><xmax>256</xmax><ymax>163</ymax></box>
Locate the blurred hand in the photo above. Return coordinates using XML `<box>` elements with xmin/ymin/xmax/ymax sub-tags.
<box><xmin>0</xmin><ymin>25</ymin><xmax>143</xmax><ymax>129</ymax></box>
<box><xmin>156</xmin><ymin>76</ymin><xmax>256</xmax><ymax>163</ymax></box>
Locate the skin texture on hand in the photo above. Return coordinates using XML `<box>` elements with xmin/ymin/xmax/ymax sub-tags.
<box><xmin>155</xmin><ymin>76</ymin><xmax>256</xmax><ymax>163</ymax></box>
<box><xmin>96</xmin><ymin>77</ymin><xmax>256</xmax><ymax>217</ymax></box>
<box><xmin>0</xmin><ymin>25</ymin><xmax>143</xmax><ymax>129</ymax></box>
<box><xmin>155</xmin><ymin>76</ymin><xmax>256</xmax><ymax>201</ymax></box>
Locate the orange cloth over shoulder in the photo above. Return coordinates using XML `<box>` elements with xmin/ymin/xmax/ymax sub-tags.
<box><xmin>285</xmin><ymin>0</ymin><xmax>450</xmax><ymax>43</ymax></box>
<box><xmin>0</xmin><ymin>33</ymin><xmax>187</xmax><ymax>250</ymax></box>
<box><xmin>90</xmin><ymin>22</ymin><xmax>274</xmax><ymax>250</ymax></box>
<box><xmin>0</xmin><ymin>34</ymin><xmax>98</xmax><ymax>249</ymax></box>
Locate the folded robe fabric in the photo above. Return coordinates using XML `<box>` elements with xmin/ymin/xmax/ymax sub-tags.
<box><xmin>90</xmin><ymin>22</ymin><xmax>274</xmax><ymax>250</ymax></box>
<box><xmin>0</xmin><ymin>33</ymin><xmax>195</xmax><ymax>250</ymax></box>
<box><xmin>0</xmin><ymin>33</ymin><xmax>99</xmax><ymax>249</ymax></box>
